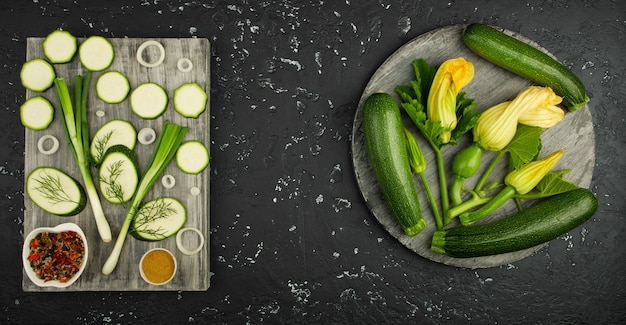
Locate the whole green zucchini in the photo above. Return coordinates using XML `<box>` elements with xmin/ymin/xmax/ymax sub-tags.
<box><xmin>431</xmin><ymin>188</ymin><xmax>597</xmax><ymax>257</ymax></box>
<box><xmin>462</xmin><ymin>23</ymin><xmax>589</xmax><ymax>111</ymax></box>
<box><xmin>362</xmin><ymin>92</ymin><xmax>426</xmax><ymax>236</ymax></box>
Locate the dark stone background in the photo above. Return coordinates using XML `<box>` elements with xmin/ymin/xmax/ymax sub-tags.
<box><xmin>1</xmin><ymin>1</ymin><xmax>624</xmax><ymax>323</ymax></box>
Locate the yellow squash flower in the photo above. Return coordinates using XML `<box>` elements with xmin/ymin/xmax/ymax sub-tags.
<box><xmin>505</xmin><ymin>149</ymin><xmax>564</xmax><ymax>195</ymax></box>
<box><xmin>427</xmin><ymin>57</ymin><xmax>474</xmax><ymax>144</ymax></box>
<box><xmin>404</xmin><ymin>128</ymin><xmax>427</xmax><ymax>174</ymax></box>
<box><xmin>474</xmin><ymin>86</ymin><xmax>563</xmax><ymax>151</ymax></box>
<box><xmin>518</xmin><ymin>103</ymin><xmax>565</xmax><ymax>128</ymax></box>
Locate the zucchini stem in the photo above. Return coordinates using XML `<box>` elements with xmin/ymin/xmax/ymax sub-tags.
<box><xmin>459</xmin><ymin>185</ymin><xmax>516</xmax><ymax>226</ymax></box>
<box><xmin>434</xmin><ymin>147</ymin><xmax>450</xmax><ymax>217</ymax></box>
<box><xmin>445</xmin><ymin>190</ymin><xmax>492</xmax><ymax>224</ymax></box>
<box><xmin>450</xmin><ymin>175</ymin><xmax>465</xmax><ymax>207</ymax></box>
<box><xmin>418</xmin><ymin>172</ymin><xmax>442</xmax><ymax>230</ymax></box>
<box><xmin>474</xmin><ymin>150</ymin><xmax>505</xmax><ymax>193</ymax></box>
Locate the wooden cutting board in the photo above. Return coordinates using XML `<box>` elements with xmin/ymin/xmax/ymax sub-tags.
<box><xmin>23</xmin><ymin>37</ymin><xmax>211</xmax><ymax>291</ymax></box>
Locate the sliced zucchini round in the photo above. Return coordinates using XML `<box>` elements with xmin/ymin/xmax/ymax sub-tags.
<box><xmin>79</xmin><ymin>36</ymin><xmax>115</xmax><ymax>72</ymax></box>
<box><xmin>176</xmin><ymin>140</ymin><xmax>209</xmax><ymax>174</ymax></box>
<box><xmin>26</xmin><ymin>167</ymin><xmax>86</xmax><ymax>216</ymax></box>
<box><xmin>20</xmin><ymin>96</ymin><xmax>54</xmax><ymax>130</ymax></box>
<box><xmin>131</xmin><ymin>197</ymin><xmax>187</xmax><ymax>241</ymax></box>
<box><xmin>42</xmin><ymin>30</ymin><xmax>77</xmax><ymax>64</ymax></box>
<box><xmin>96</xmin><ymin>71</ymin><xmax>130</xmax><ymax>104</ymax></box>
<box><xmin>90</xmin><ymin>119</ymin><xmax>137</xmax><ymax>166</ymax></box>
<box><xmin>20</xmin><ymin>58</ymin><xmax>56</xmax><ymax>92</ymax></box>
<box><xmin>130</xmin><ymin>82</ymin><xmax>168</xmax><ymax>119</ymax></box>
<box><xmin>173</xmin><ymin>82</ymin><xmax>208</xmax><ymax>118</ymax></box>
<box><xmin>98</xmin><ymin>145</ymin><xmax>139</xmax><ymax>204</ymax></box>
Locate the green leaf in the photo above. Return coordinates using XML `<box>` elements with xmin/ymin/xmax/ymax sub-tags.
<box><xmin>535</xmin><ymin>169</ymin><xmax>579</xmax><ymax>196</ymax></box>
<box><xmin>421</xmin><ymin>119</ymin><xmax>444</xmax><ymax>148</ymax></box>
<box><xmin>504</xmin><ymin>125</ymin><xmax>543</xmax><ymax>171</ymax></box>
<box><xmin>396</xmin><ymin>59</ymin><xmax>445</xmax><ymax>149</ymax></box>
<box><xmin>451</xmin><ymin>91</ymin><xmax>479</xmax><ymax>142</ymax></box>
<box><xmin>397</xmin><ymin>86</ymin><xmax>426</xmax><ymax>127</ymax></box>
<box><xmin>411</xmin><ymin>58</ymin><xmax>436</xmax><ymax>103</ymax></box>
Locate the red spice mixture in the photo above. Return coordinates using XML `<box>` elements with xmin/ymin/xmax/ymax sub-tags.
<box><xmin>27</xmin><ymin>231</ymin><xmax>85</xmax><ymax>283</ymax></box>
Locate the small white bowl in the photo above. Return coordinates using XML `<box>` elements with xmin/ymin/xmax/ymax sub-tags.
<box><xmin>23</xmin><ymin>223</ymin><xmax>89</xmax><ymax>288</ymax></box>
<box><xmin>139</xmin><ymin>248</ymin><xmax>177</xmax><ymax>285</ymax></box>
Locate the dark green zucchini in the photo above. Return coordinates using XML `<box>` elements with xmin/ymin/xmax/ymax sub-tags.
<box><xmin>431</xmin><ymin>188</ymin><xmax>597</xmax><ymax>258</ymax></box>
<box><xmin>362</xmin><ymin>92</ymin><xmax>426</xmax><ymax>236</ymax></box>
<box><xmin>462</xmin><ymin>23</ymin><xmax>589</xmax><ymax>111</ymax></box>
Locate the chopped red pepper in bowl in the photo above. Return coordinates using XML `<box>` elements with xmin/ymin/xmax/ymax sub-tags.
<box><xmin>22</xmin><ymin>223</ymin><xmax>89</xmax><ymax>288</ymax></box>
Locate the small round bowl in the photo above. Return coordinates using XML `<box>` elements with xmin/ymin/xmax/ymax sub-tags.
<box><xmin>139</xmin><ymin>248</ymin><xmax>177</xmax><ymax>286</ymax></box>
<box><xmin>22</xmin><ymin>223</ymin><xmax>89</xmax><ymax>288</ymax></box>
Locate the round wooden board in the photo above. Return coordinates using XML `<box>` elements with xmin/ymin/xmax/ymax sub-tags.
<box><xmin>351</xmin><ymin>25</ymin><xmax>595</xmax><ymax>268</ymax></box>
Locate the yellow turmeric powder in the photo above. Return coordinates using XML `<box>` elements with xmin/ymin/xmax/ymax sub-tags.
<box><xmin>141</xmin><ymin>249</ymin><xmax>175</xmax><ymax>284</ymax></box>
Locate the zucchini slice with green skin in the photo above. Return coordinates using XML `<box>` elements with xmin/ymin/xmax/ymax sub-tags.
<box><xmin>79</xmin><ymin>35</ymin><xmax>115</xmax><ymax>72</ymax></box>
<box><xmin>20</xmin><ymin>96</ymin><xmax>55</xmax><ymax>130</ymax></box>
<box><xmin>131</xmin><ymin>197</ymin><xmax>187</xmax><ymax>241</ymax></box>
<box><xmin>20</xmin><ymin>58</ymin><xmax>56</xmax><ymax>92</ymax></box>
<box><xmin>26</xmin><ymin>167</ymin><xmax>87</xmax><ymax>216</ymax></box>
<box><xmin>462</xmin><ymin>23</ymin><xmax>589</xmax><ymax>111</ymax></box>
<box><xmin>431</xmin><ymin>188</ymin><xmax>598</xmax><ymax>258</ymax></box>
<box><xmin>176</xmin><ymin>140</ymin><xmax>209</xmax><ymax>174</ymax></box>
<box><xmin>173</xmin><ymin>82</ymin><xmax>208</xmax><ymax>118</ymax></box>
<box><xmin>90</xmin><ymin>119</ymin><xmax>137</xmax><ymax>166</ymax></box>
<box><xmin>98</xmin><ymin>145</ymin><xmax>139</xmax><ymax>204</ymax></box>
<box><xmin>362</xmin><ymin>92</ymin><xmax>427</xmax><ymax>236</ymax></box>
<box><xmin>96</xmin><ymin>71</ymin><xmax>130</xmax><ymax>104</ymax></box>
<box><xmin>130</xmin><ymin>82</ymin><xmax>169</xmax><ymax>119</ymax></box>
<box><xmin>42</xmin><ymin>30</ymin><xmax>77</xmax><ymax>64</ymax></box>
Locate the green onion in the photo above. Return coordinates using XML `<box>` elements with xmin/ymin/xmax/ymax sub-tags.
<box><xmin>54</xmin><ymin>75</ymin><xmax>112</xmax><ymax>242</ymax></box>
<box><xmin>102</xmin><ymin>120</ymin><xmax>188</xmax><ymax>275</ymax></box>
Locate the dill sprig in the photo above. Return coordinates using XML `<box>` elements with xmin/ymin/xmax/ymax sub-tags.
<box><xmin>32</xmin><ymin>170</ymin><xmax>79</xmax><ymax>206</ymax></box>
<box><xmin>92</xmin><ymin>130</ymin><xmax>113</xmax><ymax>165</ymax></box>
<box><xmin>99</xmin><ymin>159</ymin><xmax>126</xmax><ymax>204</ymax></box>
<box><xmin>131</xmin><ymin>199</ymin><xmax>177</xmax><ymax>240</ymax></box>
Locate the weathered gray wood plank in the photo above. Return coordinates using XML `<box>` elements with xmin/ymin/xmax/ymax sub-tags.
<box><xmin>351</xmin><ymin>25</ymin><xmax>595</xmax><ymax>268</ymax></box>
<box><xmin>23</xmin><ymin>37</ymin><xmax>211</xmax><ymax>291</ymax></box>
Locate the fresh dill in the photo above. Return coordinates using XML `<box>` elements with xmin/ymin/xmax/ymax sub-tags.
<box><xmin>32</xmin><ymin>171</ymin><xmax>78</xmax><ymax>205</ymax></box>
<box><xmin>92</xmin><ymin>130</ymin><xmax>113</xmax><ymax>164</ymax></box>
<box><xmin>99</xmin><ymin>159</ymin><xmax>126</xmax><ymax>204</ymax></box>
<box><xmin>131</xmin><ymin>199</ymin><xmax>178</xmax><ymax>240</ymax></box>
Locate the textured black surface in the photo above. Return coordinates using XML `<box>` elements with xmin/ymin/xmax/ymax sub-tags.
<box><xmin>1</xmin><ymin>1</ymin><xmax>624</xmax><ymax>323</ymax></box>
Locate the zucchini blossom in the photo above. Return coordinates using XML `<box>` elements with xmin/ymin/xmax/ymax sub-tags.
<box><xmin>487</xmin><ymin>101</ymin><xmax>565</xmax><ymax>129</ymax></box>
<box><xmin>518</xmin><ymin>103</ymin><xmax>565</xmax><ymax>128</ymax></box>
<box><xmin>505</xmin><ymin>149</ymin><xmax>564</xmax><ymax>195</ymax></box>
<box><xmin>427</xmin><ymin>57</ymin><xmax>474</xmax><ymax>144</ymax></box>
<box><xmin>404</xmin><ymin>128</ymin><xmax>427</xmax><ymax>174</ymax></box>
<box><xmin>459</xmin><ymin>149</ymin><xmax>564</xmax><ymax>226</ymax></box>
<box><xmin>473</xmin><ymin>86</ymin><xmax>563</xmax><ymax>151</ymax></box>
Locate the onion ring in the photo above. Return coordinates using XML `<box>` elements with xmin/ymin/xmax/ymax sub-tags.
<box><xmin>177</xmin><ymin>58</ymin><xmax>193</xmax><ymax>72</ymax></box>
<box><xmin>136</xmin><ymin>40</ymin><xmax>165</xmax><ymax>68</ymax></box>
<box><xmin>176</xmin><ymin>227</ymin><xmax>205</xmax><ymax>256</ymax></box>
<box><xmin>161</xmin><ymin>174</ymin><xmax>176</xmax><ymax>189</ymax></box>
<box><xmin>37</xmin><ymin>135</ymin><xmax>59</xmax><ymax>155</ymax></box>
<box><xmin>138</xmin><ymin>127</ymin><xmax>156</xmax><ymax>145</ymax></box>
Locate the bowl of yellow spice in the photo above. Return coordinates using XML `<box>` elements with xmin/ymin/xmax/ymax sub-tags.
<box><xmin>139</xmin><ymin>248</ymin><xmax>177</xmax><ymax>286</ymax></box>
